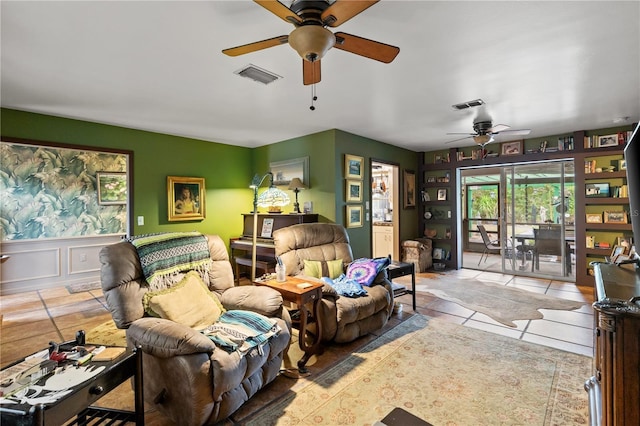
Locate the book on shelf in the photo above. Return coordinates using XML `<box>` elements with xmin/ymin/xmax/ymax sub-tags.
<box><xmin>583</xmin><ymin>131</ymin><xmax>632</xmax><ymax>148</ymax></box>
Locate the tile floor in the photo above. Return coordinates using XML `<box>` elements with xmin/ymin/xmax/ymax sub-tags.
<box><xmin>1</xmin><ymin>264</ymin><xmax>595</xmax><ymax>369</ymax></box>
<box><xmin>0</xmin><ymin>265</ymin><xmax>595</xmax><ymax>424</ymax></box>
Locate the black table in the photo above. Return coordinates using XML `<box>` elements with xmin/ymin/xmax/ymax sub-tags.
<box><xmin>0</xmin><ymin>345</ymin><xmax>144</xmax><ymax>426</ymax></box>
<box><xmin>387</xmin><ymin>261</ymin><xmax>416</xmax><ymax>311</ymax></box>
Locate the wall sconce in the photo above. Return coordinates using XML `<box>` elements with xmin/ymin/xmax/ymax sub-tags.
<box><xmin>288</xmin><ymin>177</ymin><xmax>307</xmax><ymax>214</ymax></box>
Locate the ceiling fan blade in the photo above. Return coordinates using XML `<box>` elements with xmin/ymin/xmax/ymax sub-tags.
<box><xmin>333</xmin><ymin>32</ymin><xmax>399</xmax><ymax>63</ymax></box>
<box><xmin>488</xmin><ymin>124</ymin><xmax>510</xmax><ymax>133</ymax></box>
<box><xmin>496</xmin><ymin>129</ymin><xmax>532</xmax><ymax>136</ymax></box>
<box><xmin>222</xmin><ymin>35</ymin><xmax>288</xmax><ymax>57</ymax></box>
<box><xmin>321</xmin><ymin>0</ymin><xmax>379</xmax><ymax>27</ymax></box>
<box><xmin>254</xmin><ymin>0</ymin><xmax>302</xmax><ymax>25</ymax></box>
<box><xmin>446</xmin><ymin>132</ymin><xmax>476</xmax><ymax>136</ymax></box>
<box><xmin>303</xmin><ymin>59</ymin><xmax>321</xmax><ymax>85</ymax></box>
<box><xmin>445</xmin><ymin>136</ymin><xmax>473</xmax><ymax>144</ymax></box>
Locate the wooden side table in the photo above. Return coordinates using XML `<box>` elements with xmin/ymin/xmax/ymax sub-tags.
<box><xmin>255</xmin><ymin>276</ymin><xmax>323</xmax><ymax>373</ymax></box>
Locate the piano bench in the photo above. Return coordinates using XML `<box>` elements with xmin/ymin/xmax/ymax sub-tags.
<box><xmin>234</xmin><ymin>255</ymin><xmax>277</xmax><ymax>284</ymax></box>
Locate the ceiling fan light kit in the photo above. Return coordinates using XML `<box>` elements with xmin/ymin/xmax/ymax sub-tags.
<box><xmin>222</xmin><ymin>0</ymin><xmax>399</xmax><ymax>109</ymax></box>
<box><xmin>288</xmin><ymin>25</ymin><xmax>335</xmax><ymax>62</ymax></box>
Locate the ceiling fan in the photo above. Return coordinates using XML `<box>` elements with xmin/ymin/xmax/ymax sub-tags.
<box><xmin>222</xmin><ymin>0</ymin><xmax>400</xmax><ymax>87</ymax></box>
<box><xmin>446</xmin><ymin>115</ymin><xmax>531</xmax><ymax>149</ymax></box>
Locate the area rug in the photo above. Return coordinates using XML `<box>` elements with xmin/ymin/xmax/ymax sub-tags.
<box><xmin>244</xmin><ymin>315</ymin><xmax>590</xmax><ymax>425</ymax></box>
<box><xmin>398</xmin><ymin>275</ymin><xmax>586</xmax><ymax>327</ymax></box>
<box><xmin>86</xmin><ymin>319</ymin><xmax>126</xmax><ymax>347</ymax></box>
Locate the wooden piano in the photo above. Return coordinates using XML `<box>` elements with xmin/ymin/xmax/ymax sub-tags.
<box><xmin>230</xmin><ymin>213</ymin><xmax>318</xmax><ymax>282</ymax></box>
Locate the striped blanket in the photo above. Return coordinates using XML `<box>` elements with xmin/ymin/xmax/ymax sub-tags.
<box><xmin>127</xmin><ymin>232</ymin><xmax>212</xmax><ymax>290</ymax></box>
<box><xmin>202</xmin><ymin>310</ymin><xmax>281</xmax><ymax>356</ymax></box>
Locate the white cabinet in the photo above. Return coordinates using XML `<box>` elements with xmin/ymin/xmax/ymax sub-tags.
<box><xmin>373</xmin><ymin>225</ymin><xmax>394</xmax><ymax>258</ymax></box>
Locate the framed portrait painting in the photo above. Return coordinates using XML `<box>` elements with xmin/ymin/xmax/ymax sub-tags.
<box><xmin>167</xmin><ymin>176</ymin><xmax>206</xmax><ymax>221</ymax></box>
<box><xmin>345</xmin><ymin>154</ymin><xmax>363</xmax><ymax>179</ymax></box>
<box><xmin>403</xmin><ymin>169</ymin><xmax>416</xmax><ymax>208</ymax></box>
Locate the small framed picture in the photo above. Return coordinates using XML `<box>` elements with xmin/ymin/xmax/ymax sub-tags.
<box><xmin>346</xmin><ymin>205</ymin><xmax>363</xmax><ymax>228</ymax></box>
<box><xmin>167</xmin><ymin>176</ymin><xmax>206</xmax><ymax>222</ymax></box>
<box><xmin>617</xmin><ymin>236</ymin><xmax>633</xmax><ymax>248</ymax></box>
<box><xmin>270</xmin><ymin>156</ymin><xmax>309</xmax><ymax>187</ymax></box>
<box><xmin>433</xmin><ymin>248</ymin><xmax>444</xmax><ymax>260</ymax></box>
<box><xmin>501</xmin><ymin>140</ymin><xmax>523</xmax><ymax>156</ymax></box>
<box><xmin>345</xmin><ymin>154</ymin><xmax>363</xmax><ymax>179</ymax></box>
<box><xmin>603</xmin><ymin>211</ymin><xmax>628</xmax><ymax>224</ymax></box>
<box><xmin>618</xmin><ymin>159</ymin><xmax>627</xmax><ymax>170</ymax></box>
<box><xmin>585</xmin><ymin>183</ymin><xmax>610</xmax><ymax>197</ymax></box>
<box><xmin>586</xmin><ymin>213</ymin><xmax>603</xmax><ymax>223</ymax></box>
<box><xmin>610</xmin><ymin>245</ymin><xmax>628</xmax><ymax>260</ymax></box>
<box><xmin>345</xmin><ymin>179</ymin><xmax>362</xmax><ymax>203</ymax></box>
<box><xmin>437</xmin><ymin>188</ymin><xmax>447</xmax><ymax>201</ymax></box>
<box><xmin>96</xmin><ymin>172</ymin><xmax>127</xmax><ymax>205</ymax></box>
<box><xmin>598</xmin><ymin>134</ymin><xmax>618</xmax><ymax>147</ymax></box>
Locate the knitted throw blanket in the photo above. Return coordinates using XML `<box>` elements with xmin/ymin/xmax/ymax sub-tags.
<box><xmin>127</xmin><ymin>232</ymin><xmax>212</xmax><ymax>291</ymax></box>
<box><xmin>202</xmin><ymin>310</ymin><xmax>281</xmax><ymax>356</ymax></box>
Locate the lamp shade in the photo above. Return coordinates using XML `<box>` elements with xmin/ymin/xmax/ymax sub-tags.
<box><xmin>257</xmin><ymin>187</ymin><xmax>290</xmax><ymax>208</ymax></box>
<box><xmin>288</xmin><ymin>177</ymin><xmax>307</xmax><ymax>190</ymax></box>
<box><xmin>288</xmin><ymin>25</ymin><xmax>335</xmax><ymax>62</ymax></box>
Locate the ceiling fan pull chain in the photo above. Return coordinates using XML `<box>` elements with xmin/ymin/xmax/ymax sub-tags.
<box><xmin>310</xmin><ymin>66</ymin><xmax>318</xmax><ymax>111</ymax></box>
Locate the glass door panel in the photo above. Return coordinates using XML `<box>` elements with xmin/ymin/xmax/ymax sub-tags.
<box><xmin>504</xmin><ymin>161</ymin><xmax>575</xmax><ymax>278</ymax></box>
<box><xmin>461</xmin><ymin>160</ymin><xmax>574</xmax><ymax>280</ymax></box>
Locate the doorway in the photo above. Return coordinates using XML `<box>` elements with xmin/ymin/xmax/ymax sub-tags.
<box><xmin>461</xmin><ymin>160</ymin><xmax>575</xmax><ymax>280</ymax></box>
<box><xmin>371</xmin><ymin>161</ymin><xmax>400</xmax><ymax>260</ymax></box>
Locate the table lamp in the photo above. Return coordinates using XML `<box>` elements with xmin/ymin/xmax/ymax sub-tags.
<box><xmin>249</xmin><ymin>173</ymin><xmax>290</xmax><ymax>281</ymax></box>
<box><xmin>288</xmin><ymin>177</ymin><xmax>307</xmax><ymax>214</ymax></box>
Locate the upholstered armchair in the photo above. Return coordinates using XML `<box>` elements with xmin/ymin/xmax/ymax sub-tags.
<box><xmin>99</xmin><ymin>234</ymin><xmax>291</xmax><ymax>425</ymax></box>
<box><xmin>273</xmin><ymin>223</ymin><xmax>394</xmax><ymax>344</ymax></box>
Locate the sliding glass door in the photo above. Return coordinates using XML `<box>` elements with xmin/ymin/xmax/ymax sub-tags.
<box><xmin>462</xmin><ymin>160</ymin><xmax>575</xmax><ymax>279</ymax></box>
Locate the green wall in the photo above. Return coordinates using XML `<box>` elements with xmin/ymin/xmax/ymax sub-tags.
<box><xmin>254</xmin><ymin>129</ymin><xmax>420</xmax><ymax>257</ymax></box>
<box><xmin>1</xmin><ymin>108</ymin><xmax>419</xmax><ymax>257</ymax></box>
<box><xmin>1</xmin><ymin>108</ymin><xmax>253</xmax><ymax>246</ymax></box>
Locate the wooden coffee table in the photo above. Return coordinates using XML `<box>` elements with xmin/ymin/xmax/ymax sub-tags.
<box><xmin>255</xmin><ymin>276</ymin><xmax>323</xmax><ymax>373</ymax></box>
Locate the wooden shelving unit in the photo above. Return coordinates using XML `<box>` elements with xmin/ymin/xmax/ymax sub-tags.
<box><xmin>418</xmin><ymin>124</ymin><xmax>635</xmax><ymax>283</ymax></box>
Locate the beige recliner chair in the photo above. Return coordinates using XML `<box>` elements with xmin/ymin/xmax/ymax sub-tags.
<box><xmin>273</xmin><ymin>223</ymin><xmax>393</xmax><ymax>343</ymax></box>
<box><xmin>99</xmin><ymin>234</ymin><xmax>291</xmax><ymax>425</ymax></box>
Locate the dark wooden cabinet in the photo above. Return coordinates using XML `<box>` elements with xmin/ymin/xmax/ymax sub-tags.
<box><xmin>591</xmin><ymin>262</ymin><xmax>640</xmax><ymax>425</ymax></box>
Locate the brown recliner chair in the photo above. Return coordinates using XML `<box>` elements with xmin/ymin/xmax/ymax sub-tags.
<box><xmin>273</xmin><ymin>223</ymin><xmax>393</xmax><ymax>344</ymax></box>
<box><xmin>99</xmin><ymin>234</ymin><xmax>291</xmax><ymax>425</ymax></box>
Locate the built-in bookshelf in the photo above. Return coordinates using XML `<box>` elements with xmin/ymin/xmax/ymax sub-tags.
<box><xmin>419</xmin><ymin>124</ymin><xmax>635</xmax><ymax>281</ymax></box>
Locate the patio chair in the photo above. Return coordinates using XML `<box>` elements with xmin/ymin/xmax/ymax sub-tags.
<box><xmin>477</xmin><ymin>225</ymin><xmax>512</xmax><ymax>266</ymax></box>
<box><xmin>532</xmin><ymin>226</ymin><xmax>567</xmax><ymax>273</ymax></box>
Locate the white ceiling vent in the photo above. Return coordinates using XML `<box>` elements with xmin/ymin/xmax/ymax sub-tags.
<box><xmin>452</xmin><ymin>98</ymin><xmax>485</xmax><ymax>110</ymax></box>
<box><xmin>234</xmin><ymin>64</ymin><xmax>282</xmax><ymax>85</ymax></box>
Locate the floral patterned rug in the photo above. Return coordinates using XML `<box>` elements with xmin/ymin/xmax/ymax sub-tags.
<box><xmin>244</xmin><ymin>315</ymin><xmax>590</xmax><ymax>425</ymax></box>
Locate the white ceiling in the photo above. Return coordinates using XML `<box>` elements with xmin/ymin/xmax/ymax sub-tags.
<box><xmin>2</xmin><ymin>1</ymin><xmax>639</xmax><ymax>152</ymax></box>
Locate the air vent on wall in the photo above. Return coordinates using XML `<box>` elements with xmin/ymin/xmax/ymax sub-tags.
<box><xmin>452</xmin><ymin>98</ymin><xmax>485</xmax><ymax>110</ymax></box>
<box><xmin>234</xmin><ymin>64</ymin><xmax>282</xmax><ymax>85</ymax></box>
